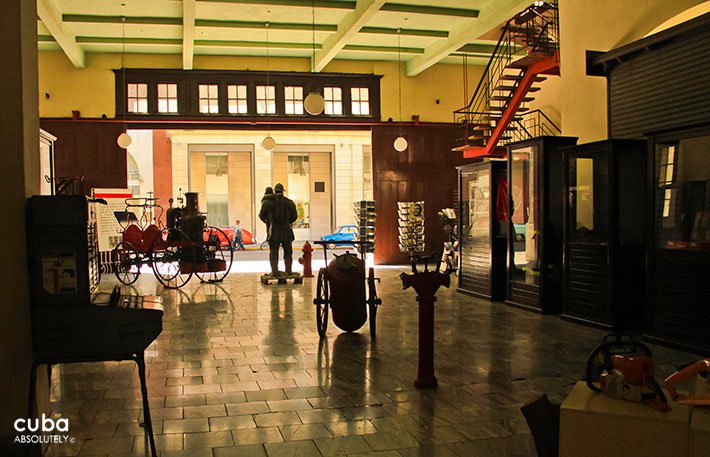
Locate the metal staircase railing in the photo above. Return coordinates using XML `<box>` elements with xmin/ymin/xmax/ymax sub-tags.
<box><xmin>453</xmin><ymin>1</ymin><xmax>559</xmax><ymax>154</ymax></box>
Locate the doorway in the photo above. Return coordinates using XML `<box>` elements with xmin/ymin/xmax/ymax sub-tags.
<box><xmin>272</xmin><ymin>148</ymin><xmax>333</xmax><ymax>240</ymax></box>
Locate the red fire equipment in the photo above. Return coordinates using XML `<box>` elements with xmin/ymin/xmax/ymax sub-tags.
<box><xmin>299</xmin><ymin>241</ymin><xmax>314</xmax><ymax>278</ymax></box>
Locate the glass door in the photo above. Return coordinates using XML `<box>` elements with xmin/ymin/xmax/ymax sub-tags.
<box><xmin>205</xmin><ymin>154</ymin><xmax>229</xmax><ymax>228</ymax></box>
<box><xmin>509</xmin><ymin>146</ymin><xmax>539</xmax><ymax>285</ymax></box>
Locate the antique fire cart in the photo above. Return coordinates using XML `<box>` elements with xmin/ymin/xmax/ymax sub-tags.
<box><xmin>111</xmin><ymin>192</ymin><xmax>233</xmax><ymax>289</ymax></box>
<box><xmin>313</xmin><ymin>240</ymin><xmax>381</xmax><ymax>338</ymax></box>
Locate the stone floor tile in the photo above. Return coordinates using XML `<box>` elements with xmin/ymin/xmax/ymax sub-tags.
<box><xmin>314</xmin><ymin>435</ymin><xmax>371</xmax><ymax>456</ymax></box>
<box><xmin>264</xmin><ymin>440</ymin><xmax>322</xmax><ymax>457</ymax></box>
<box><xmin>209</xmin><ymin>415</ymin><xmax>257</xmax><ymax>431</ymax></box>
<box><xmin>267</xmin><ymin>398</ymin><xmax>312</xmax><ymax>412</ymax></box>
<box><xmin>325</xmin><ymin>420</ymin><xmax>378</xmax><ymax>437</ymax></box>
<box><xmin>254</xmin><ymin>411</ymin><xmax>303</xmax><ymax>427</ymax></box>
<box><xmin>362</xmin><ymin>431</ymin><xmax>419</xmax><ymax>451</ymax></box>
<box><xmin>278</xmin><ymin>423</ymin><xmax>333</xmax><ymax>441</ymax></box>
<box><xmin>182</xmin><ymin>404</ymin><xmax>227</xmax><ymax>418</ymax></box>
<box><xmin>183</xmin><ymin>430</ymin><xmax>234</xmax><ymax>448</ymax></box>
<box><xmin>231</xmin><ymin>427</ymin><xmax>284</xmax><ymax>445</ymax></box>
<box><xmin>226</xmin><ymin>401</ymin><xmax>270</xmax><ymax>416</ymax></box>
<box><xmin>165</xmin><ymin>394</ymin><xmax>206</xmax><ymax>407</ymax></box>
<box><xmin>213</xmin><ymin>444</ymin><xmax>268</xmax><ymax>457</ymax></box>
<box><xmin>162</xmin><ymin>418</ymin><xmax>209</xmax><ymax>434</ymax></box>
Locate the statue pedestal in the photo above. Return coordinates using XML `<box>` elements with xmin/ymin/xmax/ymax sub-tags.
<box><xmin>260</xmin><ymin>272</ymin><xmax>303</xmax><ymax>285</ymax></box>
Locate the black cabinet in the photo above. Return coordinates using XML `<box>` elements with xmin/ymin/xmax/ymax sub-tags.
<box><xmin>457</xmin><ymin>161</ymin><xmax>507</xmax><ymax>300</ymax></box>
<box><xmin>506</xmin><ymin>136</ymin><xmax>578</xmax><ymax>313</ymax></box>
<box><xmin>561</xmin><ymin>139</ymin><xmax>647</xmax><ymax>330</ymax></box>
<box><xmin>645</xmin><ymin>126</ymin><xmax>710</xmax><ymax>354</ymax></box>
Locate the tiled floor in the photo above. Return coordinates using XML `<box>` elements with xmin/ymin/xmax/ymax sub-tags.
<box><xmin>46</xmin><ymin>267</ymin><xmax>694</xmax><ymax>457</ymax></box>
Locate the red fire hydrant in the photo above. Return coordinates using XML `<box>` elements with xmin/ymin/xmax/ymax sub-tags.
<box><xmin>400</xmin><ymin>261</ymin><xmax>450</xmax><ymax>388</ymax></box>
<box><xmin>299</xmin><ymin>241</ymin><xmax>314</xmax><ymax>277</ymax></box>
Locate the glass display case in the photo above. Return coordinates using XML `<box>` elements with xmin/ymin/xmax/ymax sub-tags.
<box><xmin>457</xmin><ymin>161</ymin><xmax>507</xmax><ymax>300</ymax></box>
<box><xmin>561</xmin><ymin>139</ymin><xmax>646</xmax><ymax>330</ymax></box>
<box><xmin>506</xmin><ymin>136</ymin><xmax>577</xmax><ymax>313</ymax></box>
<box><xmin>646</xmin><ymin>126</ymin><xmax>710</xmax><ymax>353</ymax></box>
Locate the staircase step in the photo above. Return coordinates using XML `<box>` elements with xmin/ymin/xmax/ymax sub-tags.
<box><xmin>494</xmin><ymin>85</ymin><xmax>541</xmax><ymax>92</ymax></box>
<box><xmin>471</xmin><ymin>124</ymin><xmax>518</xmax><ymax>133</ymax></box>
<box><xmin>500</xmin><ymin>74</ymin><xmax>547</xmax><ymax>83</ymax></box>
<box><xmin>490</xmin><ymin>95</ymin><xmax>535</xmax><ymax>102</ymax></box>
<box><xmin>469</xmin><ymin>134</ymin><xmax>512</xmax><ymax>141</ymax></box>
<box><xmin>487</xmin><ymin>106</ymin><xmax>530</xmax><ymax>112</ymax></box>
<box><xmin>507</xmin><ymin>52</ymin><xmax>554</xmax><ymax>69</ymax></box>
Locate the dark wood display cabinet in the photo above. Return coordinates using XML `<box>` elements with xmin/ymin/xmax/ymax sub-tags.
<box><xmin>561</xmin><ymin>139</ymin><xmax>647</xmax><ymax>330</ymax></box>
<box><xmin>645</xmin><ymin>125</ymin><xmax>710</xmax><ymax>354</ymax></box>
<box><xmin>457</xmin><ymin>160</ymin><xmax>507</xmax><ymax>300</ymax></box>
<box><xmin>506</xmin><ymin>136</ymin><xmax>578</xmax><ymax>313</ymax></box>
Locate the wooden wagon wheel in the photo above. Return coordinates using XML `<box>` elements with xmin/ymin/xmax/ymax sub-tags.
<box><xmin>314</xmin><ymin>268</ymin><xmax>329</xmax><ymax>338</ymax></box>
<box><xmin>112</xmin><ymin>241</ymin><xmax>141</xmax><ymax>285</ymax></box>
<box><xmin>195</xmin><ymin>226</ymin><xmax>234</xmax><ymax>284</ymax></box>
<box><xmin>149</xmin><ymin>228</ymin><xmax>195</xmax><ymax>289</ymax></box>
<box><xmin>367</xmin><ymin>267</ymin><xmax>381</xmax><ymax>339</ymax></box>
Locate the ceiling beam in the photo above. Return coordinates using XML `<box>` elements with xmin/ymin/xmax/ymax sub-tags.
<box><xmin>196</xmin><ymin>19</ymin><xmax>337</xmax><ymax>31</ymax></box>
<box><xmin>77</xmin><ymin>37</ymin><xmax>183</xmax><ymax>45</ymax></box>
<box><xmin>63</xmin><ymin>14</ymin><xmax>182</xmax><ymax>25</ymax></box>
<box><xmin>183</xmin><ymin>0</ymin><xmax>196</xmax><ymax>69</ymax></box>
<box><xmin>61</xmin><ymin>15</ymin><xmax>448</xmax><ymax>38</ymax></box>
<box><xmin>343</xmin><ymin>44</ymin><xmax>422</xmax><ymax>54</ymax></box>
<box><xmin>360</xmin><ymin>26</ymin><xmax>447</xmax><ymax>38</ymax></box>
<box><xmin>314</xmin><ymin>0</ymin><xmax>385</xmax><ymax>72</ymax></box>
<box><xmin>197</xmin><ymin>0</ymin><xmax>356</xmax><ymax>9</ymax></box>
<box><xmin>194</xmin><ymin>40</ymin><xmax>319</xmax><ymax>50</ymax></box>
<box><xmin>37</xmin><ymin>0</ymin><xmax>85</xmax><ymax>68</ymax></box>
<box><xmin>405</xmin><ymin>0</ymin><xmax>529</xmax><ymax>76</ymax></box>
<box><xmin>380</xmin><ymin>3</ymin><xmax>478</xmax><ymax>18</ymax></box>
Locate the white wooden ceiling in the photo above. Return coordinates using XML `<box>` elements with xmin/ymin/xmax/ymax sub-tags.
<box><xmin>37</xmin><ymin>0</ymin><xmax>533</xmax><ymax>75</ymax></box>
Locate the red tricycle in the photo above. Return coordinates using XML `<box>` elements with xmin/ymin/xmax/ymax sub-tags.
<box><xmin>313</xmin><ymin>240</ymin><xmax>380</xmax><ymax>338</ymax></box>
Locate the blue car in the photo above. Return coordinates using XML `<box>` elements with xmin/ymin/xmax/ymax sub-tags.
<box><xmin>321</xmin><ymin>225</ymin><xmax>359</xmax><ymax>248</ymax></box>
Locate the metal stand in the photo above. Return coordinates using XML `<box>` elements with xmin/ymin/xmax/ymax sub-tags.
<box><xmin>28</xmin><ymin>352</ymin><xmax>157</xmax><ymax>457</ymax></box>
<box><xmin>400</xmin><ymin>256</ymin><xmax>450</xmax><ymax>389</ymax></box>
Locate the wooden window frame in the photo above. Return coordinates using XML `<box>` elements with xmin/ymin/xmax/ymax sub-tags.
<box><xmin>114</xmin><ymin>69</ymin><xmax>382</xmax><ymax>122</ymax></box>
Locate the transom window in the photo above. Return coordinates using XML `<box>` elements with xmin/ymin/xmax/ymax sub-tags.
<box><xmin>127</xmin><ymin>83</ymin><xmax>148</xmax><ymax>114</ymax></box>
<box><xmin>351</xmin><ymin>87</ymin><xmax>370</xmax><ymax>116</ymax></box>
<box><xmin>324</xmin><ymin>87</ymin><xmax>343</xmax><ymax>115</ymax></box>
<box><xmin>199</xmin><ymin>84</ymin><xmax>219</xmax><ymax>114</ymax></box>
<box><xmin>284</xmin><ymin>86</ymin><xmax>304</xmax><ymax>115</ymax></box>
<box><xmin>227</xmin><ymin>85</ymin><xmax>248</xmax><ymax>114</ymax></box>
<box><xmin>157</xmin><ymin>83</ymin><xmax>178</xmax><ymax>113</ymax></box>
<box><xmin>256</xmin><ymin>85</ymin><xmax>276</xmax><ymax>114</ymax></box>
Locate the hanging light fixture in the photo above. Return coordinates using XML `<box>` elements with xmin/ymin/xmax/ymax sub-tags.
<box><xmin>304</xmin><ymin>0</ymin><xmax>325</xmax><ymax>115</ymax></box>
<box><xmin>261</xmin><ymin>20</ymin><xmax>276</xmax><ymax>151</ymax></box>
<box><xmin>117</xmin><ymin>15</ymin><xmax>132</xmax><ymax>149</ymax></box>
<box><xmin>394</xmin><ymin>28</ymin><xmax>408</xmax><ymax>152</ymax></box>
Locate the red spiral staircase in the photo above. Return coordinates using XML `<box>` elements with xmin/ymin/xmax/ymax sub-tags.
<box><xmin>453</xmin><ymin>2</ymin><xmax>561</xmax><ymax>158</ymax></box>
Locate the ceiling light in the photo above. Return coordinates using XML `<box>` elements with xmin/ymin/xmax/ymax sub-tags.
<box><xmin>305</xmin><ymin>0</ymin><xmax>324</xmax><ymax>116</ymax></box>
<box><xmin>261</xmin><ymin>20</ymin><xmax>277</xmax><ymax>152</ymax></box>
<box><xmin>394</xmin><ymin>28</ymin><xmax>408</xmax><ymax>152</ymax></box>
<box><xmin>117</xmin><ymin>16</ymin><xmax>132</xmax><ymax>149</ymax></box>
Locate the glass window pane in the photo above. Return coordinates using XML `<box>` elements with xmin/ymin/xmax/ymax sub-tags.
<box><xmin>158</xmin><ymin>84</ymin><xmax>167</xmax><ymax>98</ymax></box>
<box><xmin>228</xmin><ymin>85</ymin><xmax>236</xmax><ymax>98</ymax></box>
<box><xmin>510</xmin><ymin>147</ymin><xmax>539</xmax><ymax>285</ymax></box>
<box><xmin>128</xmin><ymin>84</ymin><xmax>137</xmax><ymax>97</ymax></box>
<box><xmin>168</xmin><ymin>99</ymin><xmax>178</xmax><ymax>113</ymax></box>
<box><xmin>199</xmin><ymin>85</ymin><xmax>208</xmax><ymax>98</ymax></box>
<box><xmin>200</xmin><ymin>100</ymin><xmax>209</xmax><ymax>113</ymax></box>
<box><xmin>128</xmin><ymin>99</ymin><xmax>137</xmax><ymax>113</ymax></box>
<box><xmin>168</xmin><ymin>84</ymin><xmax>177</xmax><ymax>97</ymax></box>
<box><xmin>238</xmin><ymin>85</ymin><xmax>246</xmax><ymax>98</ymax></box>
<box><xmin>238</xmin><ymin>100</ymin><xmax>247</xmax><ymax>113</ymax></box>
<box><xmin>228</xmin><ymin>100</ymin><xmax>237</xmax><ymax>113</ymax></box>
<box><xmin>352</xmin><ymin>104</ymin><xmax>361</xmax><ymax>115</ymax></box>
<box><xmin>158</xmin><ymin>99</ymin><xmax>167</xmax><ymax>113</ymax></box>
<box><xmin>138</xmin><ymin>99</ymin><xmax>148</xmax><ymax>113</ymax></box>
<box><xmin>257</xmin><ymin>100</ymin><xmax>266</xmax><ymax>114</ymax></box>
<box><xmin>137</xmin><ymin>84</ymin><xmax>147</xmax><ymax>97</ymax></box>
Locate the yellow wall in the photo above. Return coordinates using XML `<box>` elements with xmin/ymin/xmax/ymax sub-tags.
<box><xmin>39</xmin><ymin>51</ymin><xmax>484</xmax><ymax>123</ymax></box>
<box><xmin>554</xmin><ymin>0</ymin><xmax>706</xmax><ymax>143</ymax></box>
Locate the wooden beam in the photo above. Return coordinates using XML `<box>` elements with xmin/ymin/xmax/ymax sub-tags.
<box><xmin>405</xmin><ymin>0</ymin><xmax>529</xmax><ymax>76</ymax></box>
<box><xmin>314</xmin><ymin>0</ymin><xmax>385</xmax><ymax>72</ymax></box>
<box><xmin>183</xmin><ymin>0</ymin><xmax>196</xmax><ymax>69</ymax></box>
<box><xmin>380</xmin><ymin>3</ymin><xmax>478</xmax><ymax>18</ymax></box>
<box><xmin>37</xmin><ymin>0</ymin><xmax>85</xmax><ymax>68</ymax></box>
<box><xmin>343</xmin><ymin>44</ymin><xmax>423</xmax><ymax>54</ymax></box>
<box><xmin>197</xmin><ymin>0</ymin><xmax>356</xmax><ymax>9</ymax></box>
<box><xmin>360</xmin><ymin>26</ymin><xmax>448</xmax><ymax>38</ymax></box>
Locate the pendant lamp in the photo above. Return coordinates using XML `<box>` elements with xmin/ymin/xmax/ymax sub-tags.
<box><xmin>394</xmin><ymin>28</ymin><xmax>407</xmax><ymax>152</ymax></box>
<box><xmin>261</xmin><ymin>21</ymin><xmax>276</xmax><ymax>151</ymax></box>
<box><xmin>304</xmin><ymin>0</ymin><xmax>325</xmax><ymax>115</ymax></box>
<box><xmin>117</xmin><ymin>16</ymin><xmax>132</xmax><ymax>149</ymax></box>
